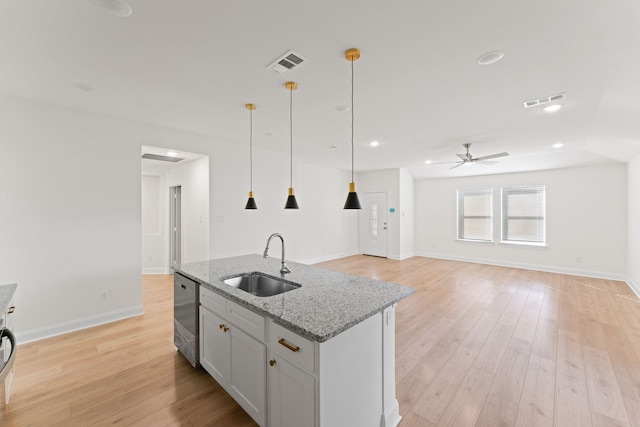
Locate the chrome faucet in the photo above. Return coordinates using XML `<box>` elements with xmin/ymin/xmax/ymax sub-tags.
<box><xmin>263</xmin><ymin>233</ymin><xmax>291</xmax><ymax>276</ymax></box>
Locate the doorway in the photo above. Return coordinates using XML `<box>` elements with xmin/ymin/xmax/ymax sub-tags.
<box><xmin>359</xmin><ymin>192</ymin><xmax>388</xmax><ymax>257</ymax></box>
<box><xmin>170</xmin><ymin>185</ymin><xmax>182</xmax><ymax>270</ymax></box>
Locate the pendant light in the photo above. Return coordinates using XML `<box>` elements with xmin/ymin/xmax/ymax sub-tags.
<box><xmin>284</xmin><ymin>81</ymin><xmax>299</xmax><ymax>209</ymax></box>
<box><xmin>244</xmin><ymin>103</ymin><xmax>258</xmax><ymax>209</ymax></box>
<box><xmin>344</xmin><ymin>48</ymin><xmax>362</xmax><ymax>209</ymax></box>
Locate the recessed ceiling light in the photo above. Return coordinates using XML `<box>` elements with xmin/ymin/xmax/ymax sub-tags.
<box><xmin>328</xmin><ymin>145</ymin><xmax>340</xmax><ymax>149</ymax></box>
<box><xmin>265</xmin><ymin>132</ymin><xmax>274</xmax><ymax>137</ymax></box>
<box><xmin>476</xmin><ymin>50</ymin><xmax>504</xmax><ymax>65</ymax></box>
<box><xmin>543</xmin><ymin>104</ymin><xmax>562</xmax><ymax>113</ymax></box>
<box><xmin>335</xmin><ymin>105</ymin><xmax>351</xmax><ymax>112</ymax></box>
<box><xmin>369</xmin><ymin>141</ymin><xmax>379</xmax><ymax>147</ymax></box>
<box><xmin>94</xmin><ymin>0</ymin><xmax>132</xmax><ymax>17</ymax></box>
<box><xmin>167</xmin><ymin>151</ymin><xmax>178</xmax><ymax>157</ymax></box>
<box><xmin>552</xmin><ymin>143</ymin><xmax>564</xmax><ymax>148</ymax></box>
<box><xmin>424</xmin><ymin>160</ymin><xmax>432</xmax><ymax>165</ymax></box>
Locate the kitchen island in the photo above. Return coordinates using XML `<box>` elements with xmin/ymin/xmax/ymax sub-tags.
<box><xmin>175</xmin><ymin>254</ymin><xmax>414</xmax><ymax>427</ymax></box>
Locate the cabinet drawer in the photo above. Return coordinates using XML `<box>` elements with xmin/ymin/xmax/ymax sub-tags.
<box><xmin>269</xmin><ymin>321</ymin><xmax>315</xmax><ymax>372</ymax></box>
<box><xmin>226</xmin><ymin>300</ymin><xmax>265</xmax><ymax>342</ymax></box>
<box><xmin>200</xmin><ymin>286</ymin><xmax>226</xmax><ymax>317</ymax></box>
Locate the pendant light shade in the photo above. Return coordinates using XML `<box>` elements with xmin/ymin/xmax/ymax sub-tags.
<box><xmin>284</xmin><ymin>81</ymin><xmax>299</xmax><ymax>209</ymax></box>
<box><xmin>245</xmin><ymin>103</ymin><xmax>257</xmax><ymax>210</ymax></box>
<box><xmin>344</xmin><ymin>48</ymin><xmax>362</xmax><ymax>209</ymax></box>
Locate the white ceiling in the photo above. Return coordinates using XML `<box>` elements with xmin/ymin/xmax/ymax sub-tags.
<box><xmin>2</xmin><ymin>0</ymin><xmax>640</xmax><ymax>179</ymax></box>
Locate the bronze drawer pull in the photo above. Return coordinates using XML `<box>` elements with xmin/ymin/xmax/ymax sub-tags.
<box><xmin>269</xmin><ymin>359</ymin><xmax>276</xmax><ymax>367</ymax></box>
<box><xmin>278</xmin><ymin>338</ymin><xmax>300</xmax><ymax>352</ymax></box>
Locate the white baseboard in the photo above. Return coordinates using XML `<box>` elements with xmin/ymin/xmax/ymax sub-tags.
<box><xmin>389</xmin><ymin>252</ymin><xmax>415</xmax><ymax>261</ymax></box>
<box><xmin>414</xmin><ymin>252</ymin><xmax>629</xmax><ymax>282</ymax></box>
<box><xmin>142</xmin><ymin>267</ymin><xmax>171</xmax><ymax>275</ymax></box>
<box><xmin>626</xmin><ymin>276</ymin><xmax>640</xmax><ymax>298</ymax></box>
<box><xmin>299</xmin><ymin>250</ymin><xmax>360</xmax><ymax>265</ymax></box>
<box><xmin>16</xmin><ymin>305</ymin><xmax>145</xmax><ymax>344</ymax></box>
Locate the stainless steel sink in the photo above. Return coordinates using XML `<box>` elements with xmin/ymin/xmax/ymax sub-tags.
<box><xmin>221</xmin><ymin>272</ymin><xmax>301</xmax><ymax>297</ymax></box>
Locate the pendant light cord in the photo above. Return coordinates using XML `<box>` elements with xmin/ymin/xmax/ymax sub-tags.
<box><xmin>290</xmin><ymin>86</ymin><xmax>293</xmax><ymax>188</ymax></box>
<box><xmin>249</xmin><ymin>109</ymin><xmax>253</xmax><ymax>192</ymax></box>
<box><xmin>350</xmin><ymin>58</ymin><xmax>355</xmax><ymax>183</ymax></box>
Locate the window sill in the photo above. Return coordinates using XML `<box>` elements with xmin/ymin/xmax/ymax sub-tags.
<box><xmin>500</xmin><ymin>241</ymin><xmax>547</xmax><ymax>248</ymax></box>
<box><xmin>455</xmin><ymin>239</ymin><xmax>493</xmax><ymax>244</ymax></box>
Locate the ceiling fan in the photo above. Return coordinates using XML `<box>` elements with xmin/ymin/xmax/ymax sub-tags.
<box><xmin>432</xmin><ymin>143</ymin><xmax>509</xmax><ymax>169</ymax></box>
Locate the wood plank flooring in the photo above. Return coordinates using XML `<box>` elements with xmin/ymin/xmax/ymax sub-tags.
<box><xmin>3</xmin><ymin>256</ymin><xmax>640</xmax><ymax>426</ymax></box>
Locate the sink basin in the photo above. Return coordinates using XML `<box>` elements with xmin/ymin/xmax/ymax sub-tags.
<box><xmin>221</xmin><ymin>272</ymin><xmax>301</xmax><ymax>297</ymax></box>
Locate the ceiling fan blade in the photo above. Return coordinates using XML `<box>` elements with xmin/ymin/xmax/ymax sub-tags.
<box><xmin>475</xmin><ymin>152</ymin><xmax>509</xmax><ymax>161</ymax></box>
<box><xmin>475</xmin><ymin>160</ymin><xmax>497</xmax><ymax>165</ymax></box>
<box><xmin>456</xmin><ymin>153</ymin><xmax>467</xmax><ymax>161</ymax></box>
<box><xmin>450</xmin><ymin>162</ymin><xmax>464</xmax><ymax>169</ymax></box>
<box><xmin>428</xmin><ymin>161</ymin><xmax>460</xmax><ymax>165</ymax></box>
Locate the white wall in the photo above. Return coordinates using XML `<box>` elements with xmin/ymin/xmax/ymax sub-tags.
<box><xmin>1</xmin><ymin>97</ymin><xmax>144</xmax><ymax>340</ymax></box>
<box><xmin>415</xmin><ymin>164</ymin><xmax>628</xmax><ymax>278</ymax></box>
<box><xmin>296</xmin><ymin>164</ymin><xmax>359</xmax><ymax>264</ymax></box>
<box><xmin>1</xmin><ymin>96</ymin><xmax>359</xmax><ymax>342</ymax></box>
<box><xmin>399</xmin><ymin>168</ymin><xmax>415</xmax><ymax>260</ymax></box>
<box><xmin>628</xmin><ymin>155</ymin><xmax>640</xmax><ymax>295</ymax></box>
<box><xmin>141</xmin><ymin>174</ymin><xmax>167</xmax><ymax>274</ymax></box>
<box><xmin>167</xmin><ymin>157</ymin><xmax>210</xmax><ymax>264</ymax></box>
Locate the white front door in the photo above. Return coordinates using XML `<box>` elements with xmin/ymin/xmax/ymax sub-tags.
<box><xmin>359</xmin><ymin>192</ymin><xmax>388</xmax><ymax>257</ymax></box>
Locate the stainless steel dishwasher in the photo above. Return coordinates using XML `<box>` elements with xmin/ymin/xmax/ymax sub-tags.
<box><xmin>174</xmin><ymin>272</ymin><xmax>199</xmax><ymax>367</ymax></box>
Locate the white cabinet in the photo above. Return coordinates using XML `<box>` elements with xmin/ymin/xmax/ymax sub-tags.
<box><xmin>228</xmin><ymin>326</ymin><xmax>266</xmax><ymax>421</ymax></box>
<box><xmin>199</xmin><ymin>306</ymin><xmax>230</xmax><ymax>385</ymax></box>
<box><xmin>199</xmin><ymin>285</ymin><xmax>400</xmax><ymax>427</ymax></box>
<box><xmin>268</xmin><ymin>351</ymin><xmax>315</xmax><ymax>427</ymax></box>
<box><xmin>199</xmin><ymin>287</ymin><xmax>266</xmax><ymax>426</ymax></box>
<box><xmin>267</xmin><ymin>320</ymin><xmax>315</xmax><ymax>426</ymax></box>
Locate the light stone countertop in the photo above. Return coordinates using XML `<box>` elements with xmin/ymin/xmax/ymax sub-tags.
<box><xmin>175</xmin><ymin>254</ymin><xmax>414</xmax><ymax>342</ymax></box>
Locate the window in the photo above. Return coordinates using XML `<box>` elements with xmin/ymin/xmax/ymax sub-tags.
<box><xmin>501</xmin><ymin>185</ymin><xmax>546</xmax><ymax>245</ymax></box>
<box><xmin>457</xmin><ymin>188</ymin><xmax>493</xmax><ymax>241</ymax></box>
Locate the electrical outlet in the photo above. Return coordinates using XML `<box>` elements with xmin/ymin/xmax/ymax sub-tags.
<box><xmin>99</xmin><ymin>290</ymin><xmax>108</xmax><ymax>302</ymax></box>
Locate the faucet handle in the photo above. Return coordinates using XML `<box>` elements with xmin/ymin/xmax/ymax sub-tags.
<box><xmin>280</xmin><ymin>263</ymin><xmax>291</xmax><ymax>275</ymax></box>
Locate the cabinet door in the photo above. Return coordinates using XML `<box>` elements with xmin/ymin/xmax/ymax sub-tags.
<box><xmin>199</xmin><ymin>307</ymin><xmax>230</xmax><ymax>386</ymax></box>
<box><xmin>228</xmin><ymin>327</ymin><xmax>266</xmax><ymax>426</ymax></box>
<box><xmin>269</xmin><ymin>355</ymin><xmax>315</xmax><ymax>427</ymax></box>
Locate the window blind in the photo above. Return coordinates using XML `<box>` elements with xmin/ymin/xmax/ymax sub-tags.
<box><xmin>457</xmin><ymin>188</ymin><xmax>493</xmax><ymax>241</ymax></box>
<box><xmin>501</xmin><ymin>185</ymin><xmax>546</xmax><ymax>244</ymax></box>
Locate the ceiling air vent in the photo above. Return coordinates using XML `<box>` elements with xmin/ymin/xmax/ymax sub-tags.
<box><xmin>523</xmin><ymin>92</ymin><xmax>566</xmax><ymax>108</ymax></box>
<box><xmin>142</xmin><ymin>153</ymin><xmax>184</xmax><ymax>162</ymax></box>
<box><xmin>267</xmin><ymin>50</ymin><xmax>308</xmax><ymax>74</ymax></box>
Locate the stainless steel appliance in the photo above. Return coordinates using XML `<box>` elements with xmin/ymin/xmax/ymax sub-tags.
<box><xmin>174</xmin><ymin>273</ymin><xmax>198</xmax><ymax>367</ymax></box>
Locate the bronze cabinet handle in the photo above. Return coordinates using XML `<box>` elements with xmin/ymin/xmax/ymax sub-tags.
<box><xmin>278</xmin><ymin>338</ymin><xmax>300</xmax><ymax>352</ymax></box>
<box><xmin>8</xmin><ymin>306</ymin><xmax>15</xmax><ymax>314</ymax></box>
<box><xmin>269</xmin><ymin>359</ymin><xmax>276</xmax><ymax>367</ymax></box>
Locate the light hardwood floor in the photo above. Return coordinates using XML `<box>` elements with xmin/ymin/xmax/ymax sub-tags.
<box><xmin>4</xmin><ymin>256</ymin><xmax>640</xmax><ymax>426</ymax></box>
